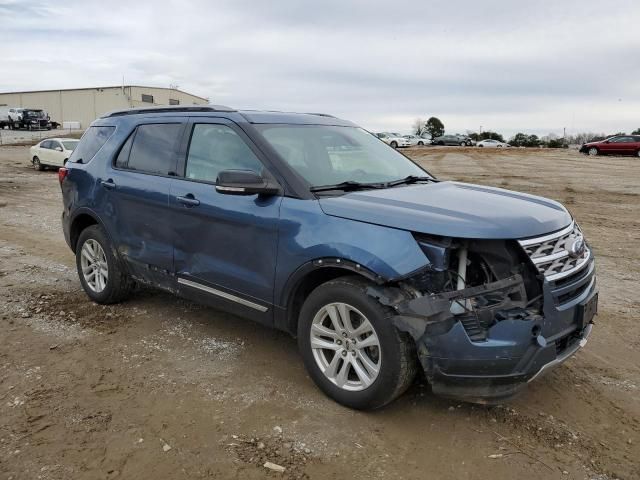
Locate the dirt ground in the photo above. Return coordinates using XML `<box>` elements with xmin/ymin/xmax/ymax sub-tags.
<box><xmin>0</xmin><ymin>145</ymin><xmax>638</xmax><ymax>480</ymax></box>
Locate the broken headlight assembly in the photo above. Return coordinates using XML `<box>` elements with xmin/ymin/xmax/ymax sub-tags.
<box><xmin>380</xmin><ymin>234</ymin><xmax>544</xmax><ymax>341</ymax></box>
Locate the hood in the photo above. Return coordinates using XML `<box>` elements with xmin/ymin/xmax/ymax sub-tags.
<box><xmin>318</xmin><ymin>181</ymin><xmax>571</xmax><ymax>239</ymax></box>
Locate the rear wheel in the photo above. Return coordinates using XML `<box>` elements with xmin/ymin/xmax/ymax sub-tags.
<box><xmin>33</xmin><ymin>156</ymin><xmax>43</xmax><ymax>171</ymax></box>
<box><xmin>298</xmin><ymin>276</ymin><xmax>417</xmax><ymax>410</ymax></box>
<box><xmin>459</xmin><ymin>142</ymin><xmax>466</xmax><ymax>146</ymax></box>
<box><xmin>588</xmin><ymin>147</ymin><xmax>599</xmax><ymax>156</ymax></box>
<box><xmin>76</xmin><ymin>225</ymin><xmax>135</xmax><ymax>304</ymax></box>
<box><xmin>418</xmin><ymin>141</ymin><xmax>424</xmax><ymax>146</ymax></box>
<box><xmin>636</xmin><ymin>150</ymin><xmax>640</xmax><ymax>157</ymax></box>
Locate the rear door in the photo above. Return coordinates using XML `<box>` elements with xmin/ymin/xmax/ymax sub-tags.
<box><xmin>101</xmin><ymin>119</ymin><xmax>185</xmax><ymax>287</ymax></box>
<box><xmin>37</xmin><ymin>140</ymin><xmax>51</xmax><ymax>163</ymax></box>
<box><xmin>169</xmin><ymin>119</ymin><xmax>282</xmax><ymax>324</ymax></box>
<box><xmin>49</xmin><ymin>140</ymin><xmax>65</xmax><ymax>166</ymax></box>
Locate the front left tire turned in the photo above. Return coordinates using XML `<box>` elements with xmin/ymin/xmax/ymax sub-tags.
<box><xmin>298</xmin><ymin>276</ymin><xmax>417</xmax><ymax>410</ymax></box>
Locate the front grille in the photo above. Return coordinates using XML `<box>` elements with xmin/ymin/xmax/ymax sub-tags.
<box><xmin>518</xmin><ymin>222</ymin><xmax>590</xmax><ymax>282</ymax></box>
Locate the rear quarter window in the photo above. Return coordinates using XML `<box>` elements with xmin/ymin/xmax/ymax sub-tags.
<box><xmin>68</xmin><ymin>126</ymin><xmax>115</xmax><ymax>164</ymax></box>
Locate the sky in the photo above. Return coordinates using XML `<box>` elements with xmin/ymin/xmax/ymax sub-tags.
<box><xmin>1</xmin><ymin>0</ymin><xmax>639</xmax><ymax>137</ymax></box>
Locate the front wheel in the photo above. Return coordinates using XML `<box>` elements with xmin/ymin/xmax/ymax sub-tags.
<box><xmin>418</xmin><ymin>141</ymin><xmax>424</xmax><ymax>146</ymax></box>
<box><xmin>460</xmin><ymin>142</ymin><xmax>466</xmax><ymax>146</ymax></box>
<box><xmin>298</xmin><ymin>276</ymin><xmax>417</xmax><ymax>410</ymax></box>
<box><xmin>588</xmin><ymin>147</ymin><xmax>599</xmax><ymax>156</ymax></box>
<box><xmin>76</xmin><ymin>225</ymin><xmax>135</xmax><ymax>304</ymax></box>
<box><xmin>390</xmin><ymin>141</ymin><xmax>398</xmax><ymax>149</ymax></box>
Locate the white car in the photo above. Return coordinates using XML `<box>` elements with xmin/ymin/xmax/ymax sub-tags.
<box><xmin>403</xmin><ymin>135</ymin><xmax>431</xmax><ymax>146</ymax></box>
<box><xmin>476</xmin><ymin>139</ymin><xmax>511</xmax><ymax>148</ymax></box>
<box><xmin>29</xmin><ymin>138</ymin><xmax>80</xmax><ymax>170</ymax></box>
<box><xmin>376</xmin><ymin>132</ymin><xmax>411</xmax><ymax>148</ymax></box>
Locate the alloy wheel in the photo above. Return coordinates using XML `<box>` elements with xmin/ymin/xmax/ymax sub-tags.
<box><xmin>80</xmin><ymin>239</ymin><xmax>108</xmax><ymax>293</ymax></box>
<box><xmin>588</xmin><ymin>147</ymin><xmax>598</xmax><ymax>156</ymax></box>
<box><xmin>310</xmin><ymin>302</ymin><xmax>381</xmax><ymax>391</ymax></box>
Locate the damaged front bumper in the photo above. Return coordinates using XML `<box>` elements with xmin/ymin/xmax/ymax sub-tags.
<box><xmin>373</xmin><ymin>265</ymin><xmax>598</xmax><ymax>404</ymax></box>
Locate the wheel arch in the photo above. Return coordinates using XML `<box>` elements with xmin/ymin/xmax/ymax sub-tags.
<box><xmin>69</xmin><ymin>209</ymin><xmax>112</xmax><ymax>253</ymax></box>
<box><xmin>276</xmin><ymin>258</ymin><xmax>383</xmax><ymax>335</ymax></box>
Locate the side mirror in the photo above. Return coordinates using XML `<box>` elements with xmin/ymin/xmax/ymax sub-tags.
<box><xmin>216</xmin><ymin>169</ymin><xmax>279</xmax><ymax>196</ymax></box>
<box><xmin>55</xmin><ymin>146</ymin><xmax>63</xmax><ymax>152</ymax></box>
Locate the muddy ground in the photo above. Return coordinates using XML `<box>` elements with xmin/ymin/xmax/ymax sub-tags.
<box><xmin>0</xmin><ymin>145</ymin><xmax>638</xmax><ymax>480</ymax></box>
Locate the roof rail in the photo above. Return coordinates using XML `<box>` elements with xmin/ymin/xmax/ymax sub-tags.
<box><xmin>304</xmin><ymin>112</ymin><xmax>337</xmax><ymax>118</ymax></box>
<box><xmin>101</xmin><ymin>105</ymin><xmax>235</xmax><ymax>118</ymax></box>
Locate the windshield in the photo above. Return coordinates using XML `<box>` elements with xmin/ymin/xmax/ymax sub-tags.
<box><xmin>62</xmin><ymin>140</ymin><xmax>79</xmax><ymax>151</ymax></box>
<box><xmin>256</xmin><ymin>125</ymin><xmax>429</xmax><ymax>188</ymax></box>
<box><xmin>25</xmin><ymin>110</ymin><xmax>45</xmax><ymax>118</ymax></box>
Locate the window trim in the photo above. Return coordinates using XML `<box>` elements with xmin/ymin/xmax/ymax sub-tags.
<box><xmin>141</xmin><ymin>93</ymin><xmax>154</xmax><ymax>103</ymax></box>
<box><xmin>110</xmin><ymin>121</ymin><xmax>186</xmax><ymax>179</ymax></box>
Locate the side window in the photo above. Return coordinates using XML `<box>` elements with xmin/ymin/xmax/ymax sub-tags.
<box><xmin>51</xmin><ymin>141</ymin><xmax>62</xmax><ymax>151</ymax></box>
<box><xmin>119</xmin><ymin>124</ymin><xmax>182</xmax><ymax>175</ymax></box>
<box><xmin>185</xmin><ymin>124</ymin><xmax>263</xmax><ymax>183</ymax></box>
<box><xmin>40</xmin><ymin>140</ymin><xmax>52</xmax><ymax>149</ymax></box>
<box><xmin>114</xmin><ymin>133</ymin><xmax>135</xmax><ymax>169</ymax></box>
<box><xmin>68</xmin><ymin>126</ymin><xmax>115</xmax><ymax>163</ymax></box>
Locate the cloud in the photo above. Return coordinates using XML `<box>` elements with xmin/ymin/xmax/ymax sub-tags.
<box><xmin>1</xmin><ymin>0</ymin><xmax>638</xmax><ymax>136</ymax></box>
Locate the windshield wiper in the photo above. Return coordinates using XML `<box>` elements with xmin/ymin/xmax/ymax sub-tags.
<box><xmin>310</xmin><ymin>180</ymin><xmax>386</xmax><ymax>193</ymax></box>
<box><xmin>385</xmin><ymin>175</ymin><xmax>435</xmax><ymax>187</ymax></box>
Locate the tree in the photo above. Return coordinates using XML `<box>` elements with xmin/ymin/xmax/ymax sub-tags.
<box><xmin>472</xmin><ymin>130</ymin><xmax>505</xmax><ymax>142</ymax></box>
<box><xmin>509</xmin><ymin>133</ymin><xmax>528</xmax><ymax>147</ymax></box>
<box><xmin>412</xmin><ymin>118</ymin><xmax>426</xmax><ymax>136</ymax></box>
<box><xmin>424</xmin><ymin>117</ymin><xmax>444</xmax><ymax>138</ymax></box>
<box><xmin>509</xmin><ymin>133</ymin><xmax>540</xmax><ymax>147</ymax></box>
<box><xmin>632</xmin><ymin>128</ymin><xmax>640</xmax><ymax>135</ymax></box>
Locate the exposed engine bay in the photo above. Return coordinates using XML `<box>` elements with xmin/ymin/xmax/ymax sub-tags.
<box><xmin>367</xmin><ymin>234</ymin><xmax>544</xmax><ymax>343</ymax></box>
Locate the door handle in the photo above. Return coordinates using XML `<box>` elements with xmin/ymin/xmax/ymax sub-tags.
<box><xmin>177</xmin><ymin>194</ymin><xmax>200</xmax><ymax>207</ymax></box>
<box><xmin>101</xmin><ymin>179</ymin><xmax>116</xmax><ymax>190</ymax></box>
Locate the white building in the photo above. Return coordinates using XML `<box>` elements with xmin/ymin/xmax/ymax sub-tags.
<box><xmin>0</xmin><ymin>85</ymin><xmax>208</xmax><ymax>129</ymax></box>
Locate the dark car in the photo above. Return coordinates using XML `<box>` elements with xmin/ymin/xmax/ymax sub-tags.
<box><xmin>580</xmin><ymin>135</ymin><xmax>640</xmax><ymax>157</ymax></box>
<box><xmin>432</xmin><ymin>134</ymin><xmax>472</xmax><ymax>146</ymax></box>
<box><xmin>59</xmin><ymin>106</ymin><xmax>597</xmax><ymax>409</ymax></box>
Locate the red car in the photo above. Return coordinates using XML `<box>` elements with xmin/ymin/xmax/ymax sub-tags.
<box><xmin>580</xmin><ymin>135</ymin><xmax>640</xmax><ymax>157</ymax></box>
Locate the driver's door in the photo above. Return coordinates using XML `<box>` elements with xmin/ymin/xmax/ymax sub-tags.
<box><xmin>170</xmin><ymin>119</ymin><xmax>282</xmax><ymax>324</ymax></box>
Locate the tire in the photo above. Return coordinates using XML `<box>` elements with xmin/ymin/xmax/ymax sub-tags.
<box><xmin>76</xmin><ymin>225</ymin><xmax>135</xmax><ymax>304</ymax></box>
<box><xmin>459</xmin><ymin>142</ymin><xmax>466</xmax><ymax>146</ymax></box>
<box><xmin>63</xmin><ymin>158</ymin><xmax>68</xmax><ymax>166</ymax></box>
<box><xmin>390</xmin><ymin>141</ymin><xmax>398</xmax><ymax>149</ymax></box>
<box><xmin>478</xmin><ymin>144</ymin><xmax>484</xmax><ymax>148</ymax></box>
<box><xmin>33</xmin><ymin>156</ymin><xmax>43</xmax><ymax>171</ymax></box>
<box><xmin>636</xmin><ymin>150</ymin><xmax>640</xmax><ymax>157</ymax></box>
<box><xmin>588</xmin><ymin>147</ymin><xmax>599</xmax><ymax>156</ymax></box>
<box><xmin>298</xmin><ymin>276</ymin><xmax>417</xmax><ymax>410</ymax></box>
<box><xmin>418</xmin><ymin>141</ymin><xmax>424</xmax><ymax>146</ymax></box>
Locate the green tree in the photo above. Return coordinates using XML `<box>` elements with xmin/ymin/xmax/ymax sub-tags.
<box><xmin>510</xmin><ymin>133</ymin><xmax>528</xmax><ymax>147</ymax></box>
<box><xmin>476</xmin><ymin>131</ymin><xmax>505</xmax><ymax>142</ymax></box>
<box><xmin>632</xmin><ymin>128</ymin><xmax>640</xmax><ymax>135</ymax></box>
<box><xmin>424</xmin><ymin>117</ymin><xmax>444</xmax><ymax>138</ymax></box>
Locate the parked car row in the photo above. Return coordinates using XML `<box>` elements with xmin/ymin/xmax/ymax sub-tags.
<box><xmin>0</xmin><ymin>106</ymin><xmax>53</xmax><ymax>130</ymax></box>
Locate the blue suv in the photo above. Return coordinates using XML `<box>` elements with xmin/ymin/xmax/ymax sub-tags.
<box><xmin>60</xmin><ymin>106</ymin><xmax>598</xmax><ymax>409</ymax></box>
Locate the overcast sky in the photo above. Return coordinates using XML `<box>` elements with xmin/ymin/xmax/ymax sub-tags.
<box><xmin>1</xmin><ymin>0</ymin><xmax>638</xmax><ymax>137</ymax></box>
